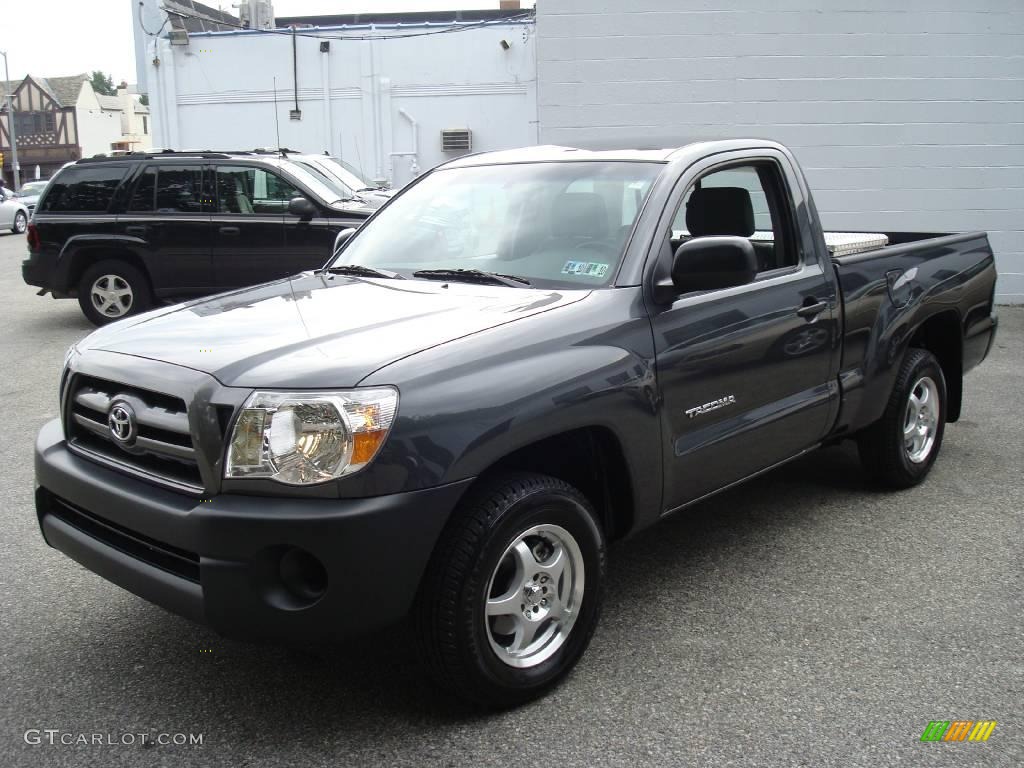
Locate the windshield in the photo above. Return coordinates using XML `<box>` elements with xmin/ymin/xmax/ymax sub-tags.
<box><xmin>331</xmin><ymin>161</ymin><xmax>661</xmax><ymax>288</ymax></box>
<box><xmin>277</xmin><ymin>161</ymin><xmax>350</xmax><ymax>204</ymax></box>
<box><xmin>320</xmin><ymin>157</ymin><xmax>372</xmax><ymax>191</ymax></box>
<box><xmin>291</xmin><ymin>159</ymin><xmax>355</xmax><ymax>199</ymax></box>
<box><xmin>17</xmin><ymin>182</ymin><xmax>48</xmax><ymax>196</ymax></box>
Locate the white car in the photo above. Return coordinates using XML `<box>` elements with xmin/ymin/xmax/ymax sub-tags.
<box><xmin>11</xmin><ymin>179</ymin><xmax>50</xmax><ymax>214</ymax></box>
<box><xmin>0</xmin><ymin>193</ymin><xmax>29</xmax><ymax>234</ymax></box>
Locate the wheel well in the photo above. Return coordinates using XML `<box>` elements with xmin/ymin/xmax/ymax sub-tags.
<box><xmin>477</xmin><ymin>427</ymin><xmax>635</xmax><ymax>541</ymax></box>
<box><xmin>910</xmin><ymin>311</ymin><xmax>963</xmax><ymax>422</ymax></box>
<box><xmin>66</xmin><ymin>248</ymin><xmax>150</xmax><ymax>296</ymax></box>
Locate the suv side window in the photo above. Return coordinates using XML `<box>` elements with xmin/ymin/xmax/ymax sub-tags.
<box><xmin>37</xmin><ymin>165</ymin><xmax>128</xmax><ymax>213</ymax></box>
<box><xmin>215</xmin><ymin>166</ymin><xmax>301</xmax><ymax>214</ymax></box>
<box><xmin>670</xmin><ymin>161</ymin><xmax>798</xmax><ymax>273</ymax></box>
<box><xmin>155</xmin><ymin>166</ymin><xmax>207</xmax><ymax>213</ymax></box>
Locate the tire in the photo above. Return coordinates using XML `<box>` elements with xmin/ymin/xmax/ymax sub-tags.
<box><xmin>12</xmin><ymin>211</ymin><xmax>26</xmax><ymax>234</ymax></box>
<box><xmin>416</xmin><ymin>472</ymin><xmax>606</xmax><ymax>708</ymax></box>
<box><xmin>77</xmin><ymin>259</ymin><xmax>152</xmax><ymax>326</ymax></box>
<box><xmin>857</xmin><ymin>348</ymin><xmax>947</xmax><ymax>489</ymax></box>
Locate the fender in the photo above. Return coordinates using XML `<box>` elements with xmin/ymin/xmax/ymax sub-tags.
<box><xmin>832</xmin><ymin>232</ymin><xmax>993</xmax><ymax>434</ymax></box>
<box><xmin>356</xmin><ymin>290</ymin><xmax>663</xmax><ymax>527</ymax></box>
<box><xmin>53</xmin><ymin>234</ymin><xmax>150</xmax><ymax>294</ymax></box>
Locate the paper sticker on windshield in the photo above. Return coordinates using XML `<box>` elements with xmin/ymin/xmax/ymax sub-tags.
<box><xmin>562</xmin><ymin>261</ymin><xmax>609</xmax><ymax>278</ymax></box>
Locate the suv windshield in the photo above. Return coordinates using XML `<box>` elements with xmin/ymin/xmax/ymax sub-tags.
<box><xmin>276</xmin><ymin>161</ymin><xmax>349</xmax><ymax>205</ymax></box>
<box><xmin>332</xmin><ymin>161</ymin><xmax>661</xmax><ymax>288</ymax></box>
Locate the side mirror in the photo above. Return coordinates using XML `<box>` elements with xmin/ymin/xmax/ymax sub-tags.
<box><xmin>288</xmin><ymin>196</ymin><xmax>317</xmax><ymax>219</ymax></box>
<box><xmin>669</xmin><ymin>236</ymin><xmax>758</xmax><ymax>295</ymax></box>
<box><xmin>332</xmin><ymin>227</ymin><xmax>356</xmax><ymax>256</ymax></box>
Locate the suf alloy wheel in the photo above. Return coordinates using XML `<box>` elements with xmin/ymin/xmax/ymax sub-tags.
<box><xmin>903</xmin><ymin>376</ymin><xmax>940</xmax><ymax>463</ymax></box>
<box><xmin>416</xmin><ymin>473</ymin><xmax>606</xmax><ymax>708</ymax></box>
<box><xmin>77</xmin><ymin>259</ymin><xmax>153</xmax><ymax>326</ymax></box>
<box><xmin>857</xmin><ymin>347</ymin><xmax>947</xmax><ymax>489</ymax></box>
<box><xmin>484</xmin><ymin>523</ymin><xmax>585</xmax><ymax>669</ymax></box>
<box><xmin>90</xmin><ymin>274</ymin><xmax>134</xmax><ymax>318</ymax></box>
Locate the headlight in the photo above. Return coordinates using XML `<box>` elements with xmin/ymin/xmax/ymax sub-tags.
<box><xmin>225</xmin><ymin>387</ymin><xmax>398</xmax><ymax>485</ymax></box>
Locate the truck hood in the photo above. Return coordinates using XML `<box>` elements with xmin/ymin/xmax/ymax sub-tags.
<box><xmin>82</xmin><ymin>273</ymin><xmax>587</xmax><ymax>389</ymax></box>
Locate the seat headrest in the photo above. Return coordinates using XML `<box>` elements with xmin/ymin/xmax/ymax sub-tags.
<box><xmin>551</xmin><ymin>192</ymin><xmax>608</xmax><ymax>239</ymax></box>
<box><xmin>685</xmin><ymin>187</ymin><xmax>755</xmax><ymax>237</ymax></box>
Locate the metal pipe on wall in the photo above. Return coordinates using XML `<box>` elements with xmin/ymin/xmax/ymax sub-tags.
<box><xmin>320</xmin><ymin>41</ymin><xmax>333</xmax><ymax>154</ymax></box>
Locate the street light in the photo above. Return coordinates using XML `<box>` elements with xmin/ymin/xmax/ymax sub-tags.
<box><xmin>0</xmin><ymin>49</ymin><xmax>21</xmax><ymax>192</ymax></box>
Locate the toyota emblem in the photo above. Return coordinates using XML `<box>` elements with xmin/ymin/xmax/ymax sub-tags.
<box><xmin>107</xmin><ymin>401</ymin><xmax>137</xmax><ymax>445</ymax></box>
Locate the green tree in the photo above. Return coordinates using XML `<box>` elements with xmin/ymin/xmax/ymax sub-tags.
<box><xmin>138</xmin><ymin>93</ymin><xmax>149</xmax><ymax>106</ymax></box>
<box><xmin>89</xmin><ymin>71</ymin><xmax>116</xmax><ymax>96</ymax></box>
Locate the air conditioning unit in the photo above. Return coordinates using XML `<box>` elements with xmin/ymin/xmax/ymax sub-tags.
<box><xmin>441</xmin><ymin>129</ymin><xmax>472</xmax><ymax>153</ymax></box>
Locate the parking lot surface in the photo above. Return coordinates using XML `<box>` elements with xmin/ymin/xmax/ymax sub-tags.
<box><xmin>0</xmin><ymin>231</ymin><xmax>1020</xmax><ymax>767</ymax></box>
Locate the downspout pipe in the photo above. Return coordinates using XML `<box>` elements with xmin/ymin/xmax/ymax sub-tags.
<box><xmin>320</xmin><ymin>41</ymin><xmax>332</xmax><ymax>154</ymax></box>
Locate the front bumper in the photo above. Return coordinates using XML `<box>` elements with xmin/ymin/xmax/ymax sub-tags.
<box><xmin>35</xmin><ymin>419</ymin><xmax>471</xmax><ymax>642</ymax></box>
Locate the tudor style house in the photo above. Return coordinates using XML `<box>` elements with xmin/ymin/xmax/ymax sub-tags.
<box><xmin>0</xmin><ymin>74</ymin><xmax>151</xmax><ymax>187</ymax></box>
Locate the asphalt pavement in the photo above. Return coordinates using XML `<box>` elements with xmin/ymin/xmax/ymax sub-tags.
<box><xmin>0</xmin><ymin>231</ymin><xmax>1020</xmax><ymax>767</ymax></box>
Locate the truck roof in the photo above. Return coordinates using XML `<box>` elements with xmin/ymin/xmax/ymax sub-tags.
<box><xmin>440</xmin><ymin>139</ymin><xmax>788</xmax><ymax>169</ymax></box>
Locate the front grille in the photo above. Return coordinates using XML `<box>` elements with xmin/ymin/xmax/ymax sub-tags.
<box><xmin>66</xmin><ymin>374</ymin><xmax>204</xmax><ymax>494</ymax></box>
<box><xmin>43</xmin><ymin>491</ymin><xmax>200</xmax><ymax>582</ymax></box>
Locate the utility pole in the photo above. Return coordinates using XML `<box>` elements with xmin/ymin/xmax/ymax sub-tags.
<box><xmin>0</xmin><ymin>50</ymin><xmax>20</xmax><ymax>192</ymax></box>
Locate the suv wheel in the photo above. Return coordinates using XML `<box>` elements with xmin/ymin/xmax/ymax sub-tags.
<box><xmin>77</xmin><ymin>260</ymin><xmax>153</xmax><ymax>326</ymax></box>
<box><xmin>11</xmin><ymin>211</ymin><xmax>27</xmax><ymax>234</ymax></box>
<box><xmin>416</xmin><ymin>473</ymin><xmax>606</xmax><ymax>708</ymax></box>
<box><xmin>857</xmin><ymin>348</ymin><xmax>947</xmax><ymax>489</ymax></box>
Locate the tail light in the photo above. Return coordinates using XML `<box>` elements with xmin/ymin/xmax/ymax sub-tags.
<box><xmin>26</xmin><ymin>223</ymin><xmax>40</xmax><ymax>250</ymax></box>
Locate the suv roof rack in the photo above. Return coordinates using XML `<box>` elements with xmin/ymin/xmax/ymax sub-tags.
<box><xmin>77</xmin><ymin>150</ymin><xmax>236</xmax><ymax>163</ymax></box>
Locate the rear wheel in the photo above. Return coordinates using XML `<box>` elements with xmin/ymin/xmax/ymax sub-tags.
<box><xmin>77</xmin><ymin>259</ymin><xmax>153</xmax><ymax>326</ymax></box>
<box><xmin>416</xmin><ymin>473</ymin><xmax>606</xmax><ymax>707</ymax></box>
<box><xmin>857</xmin><ymin>348</ymin><xmax>946</xmax><ymax>488</ymax></box>
<box><xmin>12</xmin><ymin>211</ymin><xmax>26</xmax><ymax>234</ymax></box>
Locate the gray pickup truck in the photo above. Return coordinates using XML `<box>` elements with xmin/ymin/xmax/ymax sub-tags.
<box><xmin>34</xmin><ymin>139</ymin><xmax>998</xmax><ymax>707</ymax></box>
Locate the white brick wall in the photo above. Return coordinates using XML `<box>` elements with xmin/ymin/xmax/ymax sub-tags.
<box><xmin>536</xmin><ymin>0</ymin><xmax>1024</xmax><ymax>302</ymax></box>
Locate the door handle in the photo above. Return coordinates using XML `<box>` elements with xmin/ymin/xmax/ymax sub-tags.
<box><xmin>124</xmin><ymin>225</ymin><xmax>147</xmax><ymax>236</ymax></box>
<box><xmin>797</xmin><ymin>300</ymin><xmax>828</xmax><ymax>319</ymax></box>
<box><xmin>219</xmin><ymin>226</ymin><xmax>240</xmax><ymax>236</ymax></box>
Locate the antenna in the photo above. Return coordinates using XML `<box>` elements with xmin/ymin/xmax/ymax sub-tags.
<box><xmin>272</xmin><ymin>76</ymin><xmax>281</xmax><ymax>149</ymax></box>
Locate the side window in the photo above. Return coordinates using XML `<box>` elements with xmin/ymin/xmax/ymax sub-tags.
<box><xmin>37</xmin><ymin>165</ymin><xmax>127</xmax><ymax>213</ymax></box>
<box><xmin>215</xmin><ymin>166</ymin><xmax>300</xmax><ymax>214</ymax></box>
<box><xmin>127</xmin><ymin>167</ymin><xmax>156</xmax><ymax>211</ymax></box>
<box><xmin>155</xmin><ymin>166</ymin><xmax>206</xmax><ymax>213</ymax></box>
<box><xmin>671</xmin><ymin>162</ymin><xmax>798</xmax><ymax>273</ymax></box>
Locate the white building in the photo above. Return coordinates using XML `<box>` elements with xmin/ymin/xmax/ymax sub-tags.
<box><xmin>134</xmin><ymin>1</ymin><xmax>537</xmax><ymax>188</ymax></box>
<box><xmin>534</xmin><ymin>0</ymin><xmax>1024</xmax><ymax>303</ymax></box>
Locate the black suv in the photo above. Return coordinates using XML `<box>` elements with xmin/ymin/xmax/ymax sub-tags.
<box><xmin>22</xmin><ymin>151</ymin><xmax>375</xmax><ymax>324</ymax></box>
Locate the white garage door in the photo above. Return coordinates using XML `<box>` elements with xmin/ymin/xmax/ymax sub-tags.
<box><xmin>536</xmin><ymin>0</ymin><xmax>1024</xmax><ymax>302</ymax></box>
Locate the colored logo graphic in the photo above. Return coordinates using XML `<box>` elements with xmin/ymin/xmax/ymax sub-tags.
<box><xmin>920</xmin><ymin>720</ymin><xmax>997</xmax><ymax>742</ymax></box>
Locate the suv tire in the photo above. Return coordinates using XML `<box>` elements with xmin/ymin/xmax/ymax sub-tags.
<box><xmin>857</xmin><ymin>348</ymin><xmax>947</xmax><ymax>489</ymax></box>
<box><xmin>416</xmin><ymin>472</ymin><xmax>606</xmax><ymax>708</ymax></box>
<box><xmin>78</xmin><ymin>259</ymin><xmax>153</xmax><ymax>326</ymax></box>
<box><xmin>12</xmin><ymin>210</ymin><xmax>27</xmax><ymax>234</ymax></box>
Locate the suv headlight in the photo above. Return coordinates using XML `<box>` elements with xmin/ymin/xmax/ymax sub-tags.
<box><xmin>225</xmin><ymin>387</ymin><xmax>398</xmax><ymax>485</ymax></box>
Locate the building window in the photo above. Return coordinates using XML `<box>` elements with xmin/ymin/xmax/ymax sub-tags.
<box><xmin>142</xmin><ymin>116</ymin><xmax>148</xmax><ymax>135</ymax></box>
<box><xmin>13</xmin><ymin>111</ymin><xmax>54</xmax><ymax>136</ymax></box>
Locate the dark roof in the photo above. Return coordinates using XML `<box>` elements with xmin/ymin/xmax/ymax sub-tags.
<box><xmin>165</xmin><ymin>0</ymin><xmax>239</xmax><ymax>33</ymax></box>
<box><xmin>275</xmin><ymin>8</ymin><xmax>532</xmax><ymax>28</ymax></box>
<box><xmin>0</xmin><ymin>73</ymin><xmax>88</xmax><ymax>107</ymax></box>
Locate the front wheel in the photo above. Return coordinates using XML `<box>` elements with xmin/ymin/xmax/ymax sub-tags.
<box><xmin>12</xmin><ymin>210</ymin><xmax>26</xmax><ymax>234</ymax></box>
<box><xmin>857</xmin><ymin>348</ymin><xmax>947</xmax><ymax>489</ymax></box>
<box><xmin>416</xmin><ymin>473</ymin><xmax>606</xmax><ymax>707</ymax></box>
<box><xmin>77</xmin><ymin>259</ymin><xmax>152</xmax><ymax>326</ymax></box>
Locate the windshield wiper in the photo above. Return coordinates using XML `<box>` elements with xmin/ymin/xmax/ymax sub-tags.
<box><xmin>412</xmin><ymin>269</ymin><xmax>531</xmax><ymax>288</ymax></box>
<box><xmin>324</xmin><ymin>264</ymin><xmax>404</xmax><ymax>279</ymax></box>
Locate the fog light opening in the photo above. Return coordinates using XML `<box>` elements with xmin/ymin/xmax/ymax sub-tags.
<box><xmin>279</xmin><ymin>547</ymin><xmax>328</xmax><ymax>605</ymax></box>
